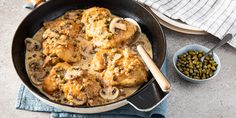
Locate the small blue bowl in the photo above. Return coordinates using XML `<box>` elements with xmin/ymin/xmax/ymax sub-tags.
<box><xmin>173</xmin><ymin>44</ymin><xmax>221</xmax><ymax>83</ymax></box>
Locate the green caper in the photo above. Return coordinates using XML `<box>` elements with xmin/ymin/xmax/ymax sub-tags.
<box><xmin>178</xmin><ymin>55</ymin><xmax>182</xmax><ymax>59</ymax></box>
<box><xmin>189</xmin><ymin>65</ymin><xmax>193</xmax><ymax>69</ymax></box>
<box><xmin>207</xmin><ymin>64</ymin><xmax>211</xmax><ymax>68</ymax></box>
<box><xmin>184</xmin><ymin>71</ymin><xmax>189</xmax><ymax>75</ymax></box>
<box><xmin>198</xmin><ymin>53</ymin><xmax>203</xmax><ymax>58</ymax></box>
<box><xmin>211</xmin><ymin>66</ymin><xmax>216</xmax><ymax>70</ymax></box>
<box><xmin>190</xmin><ymin>69</ymin><xmax>193</xmax><ymax>74</ymax></box>
<box><xmin>212</xmin><ymin>63</ymin><xmax>217</xmax><ymax>66</ymax></box>
<box><xmin>196</xmin><ymin>65</ymin><xmax>200</xmax><ymax>68</ymax></box>
<box><xmin>177</xmin><ymin>62</ymin><xmax>181</xmax><ymax>66</ymax></box>
<box><xmin>189</xmin><ymin>51</ymin><xmax>195</xmax><ymax>55</ymax></box>
<box><xmin>202</xmin><ymin>69</ymin><xmax>206</xmax><ymax>73</ymax></box>
<box><xmin>192</xmin><ymin>60</ymin><xmax>197</xmax><ymax>64</ymax></box>
<box><xmin>194</xmin><ymin>69</ymin><xmax>199</xmax><ymax>73</ymax></box>
<box><xmin>202</xmin><ymin>76</ymin><xmax>206</xmax><ymax>79</ymax></box>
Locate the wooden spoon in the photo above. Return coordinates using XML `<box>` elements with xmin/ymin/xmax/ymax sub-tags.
<box><xmin>137</xmin><ymin>45</ymin><xmax>171</xmax><ymax>92</ymax></box>
<box><xmin>125</xmin><ymin>18</ymin><xmax>171</xmax><ymax>92</ymax></box>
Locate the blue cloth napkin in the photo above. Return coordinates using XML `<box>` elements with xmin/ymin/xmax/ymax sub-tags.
<box><xmin>16</xmin><ymin>60</ymin><xmax>168</xmax><ymax>118</ymax></box>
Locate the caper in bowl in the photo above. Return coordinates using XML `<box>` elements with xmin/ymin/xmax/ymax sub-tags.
<box><xmin>173</xmin><ymin>44</ymin><xmax>221</xmax><ymax>83</ymax></box>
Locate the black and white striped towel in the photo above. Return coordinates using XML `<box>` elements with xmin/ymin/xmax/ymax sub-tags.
<box><xmin>137</xmin><ymin>0</ymin><xmax>236</xmax><ymax>48</ymax></box>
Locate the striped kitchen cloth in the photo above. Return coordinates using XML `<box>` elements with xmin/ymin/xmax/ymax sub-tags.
<box><xmin>137</xmin><ymin>0</ymin><xmax>236</xmax><ymax>48</ymax></box>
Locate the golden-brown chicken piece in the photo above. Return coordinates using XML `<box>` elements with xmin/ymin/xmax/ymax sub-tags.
<box><xmin>42</xmin><ymin>19</ymin><xmax>82</xmax><ymax>62</ymax></box>
<box><xmin>62</xmin><ymin>78</ymin><xmax>102</xmax><ymax>106</ymax></box>
<box><xmin>81</xmin><ymin>7</ymin><xmax>137</xmax><ymax>48</ymax></box>
<box><xmin>42</xmin><ymin>37</ymin><xmax>81</xmax><ymax>62</ymax></box>
<box><xmin>43</xmin><ymin>63</ymin><xmax>102</xmax><ymax>105</ymax></box>
<box><xmin>91</xmin><ymin>49</ymin><xmax>112</xmax><ymax>71</ymax></box>
<box><xmin>62</xmin><ymin>66</ymin><xmax>102</xmax><ymax>105</ymax></box>
<box><xmin>43</xmin><ymin>19</ymin><xmax>81</xmax><ymax>38</ymax></box>
<box><xmin>42</xmin><ymin>34</ymin><xmax>81</xmax><ymax>63</ymax></box>
<box><xmin>82</xmin><ymin>75</ymin><xmax>101</xmax><ymax>99</ymax></box>
<box><xmin>92</xmin><ymin>48</ymin><xmax>147</xmax><ymax>87</ymax></box>
<box><xmin>81</xmin><ymin>7</ymin><xmax>111</xmax><ymax>25</ymax></box>
<box><xmin>42</xmin><ymin>62</ymin><xmax>70</xmax><ymax>95</ymax></box>
<box><xmin>83</xmin><ymin>77</ymin><xmax>105</xmax><ymax>106</ymax></box>
<box><xmin>62</xmin><ymin>79</ymin><xmax>88</xmax><ymax>105</ymax></box>
<box><xmin>64</xmin><ymin>10</ymin><xmax>84</xmax><ymax>22</ymax></box>
<box><xmin>81</xmin><ymin>7</ymin><xmax>112</xmax><ymax>40</ymax></box>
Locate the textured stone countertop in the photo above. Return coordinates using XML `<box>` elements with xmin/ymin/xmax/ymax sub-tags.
<box><xmin>0</xmin><ymin>0</ymin><xmax>236</xmax><ymax>118</ymax></box>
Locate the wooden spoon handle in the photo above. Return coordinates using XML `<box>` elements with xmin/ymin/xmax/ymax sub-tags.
<box><xmin>137</xmin><ymin>45</ymin><xmax>171</xmax><ymax>92</ymax></box>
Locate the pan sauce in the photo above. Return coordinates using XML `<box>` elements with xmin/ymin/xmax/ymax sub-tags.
<box><xmin>25</xmin><ymin>7</ymin><xmax>153</xmax><ymax>106</ymax></box>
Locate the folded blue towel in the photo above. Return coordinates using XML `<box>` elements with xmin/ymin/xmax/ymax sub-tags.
<box><xmin>16</xmin><ymin>60</ymin><xmax>168</xmax><ymax>118</ymax></box>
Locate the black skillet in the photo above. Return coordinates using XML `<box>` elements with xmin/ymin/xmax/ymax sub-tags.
<box><xmin>12</xmin><ymin>0</ymin><xmax>168</xmax><ymax>113</ymax></box>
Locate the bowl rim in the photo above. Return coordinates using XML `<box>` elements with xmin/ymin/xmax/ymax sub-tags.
<box><xmin>173</xmin><ymin>44</ymin><xmax>221</xmax><ymax>82</ymax></box>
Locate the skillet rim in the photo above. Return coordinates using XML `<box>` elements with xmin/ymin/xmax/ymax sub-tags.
<box><xmin>11</xmin><ymin>0</ymin><xmax>167</xmax><ymax>108</ymax></box>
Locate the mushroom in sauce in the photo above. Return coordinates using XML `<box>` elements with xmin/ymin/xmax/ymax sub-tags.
<box><xmin>25</xmin><ymin>38</ymin><xmax>42</xmax><ymax>51</ymax></box>
<box><xmin>27</xmin><ymin>59</ymin><xmax>47</xmax><ymax>85</ymax></box>
<box><xmin>99</xmin><ymin>87</ymin><xmax>119</xmax><ymax>100</ymax></box>
<box><xmin>109</xmin><ymin>18</ymin><xmax>127</xmax><ymax>33</ymax></box>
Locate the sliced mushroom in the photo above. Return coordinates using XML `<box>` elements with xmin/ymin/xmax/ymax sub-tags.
<box><xmin>73</xmin><ymin>97</ymin><xmax>87</xmax><ymax>105</ymax></box>
<box><xmin>109</xmin><ymin>18</ymin><xmax>127</xmax><ymax>33</ymax></box>
<box><xmin>26</xmin><ymin>59</ymin><xmax>46</xmax><ymax>85</ymax></box>
<box><xmin>115</xmin><ymin>23</ymin><xmax>126</xmax><ymax>30</ymax></box>
<box><xmin>30</xmin><ymin>71</ymin><xmax>47</xmax><ymax>85</ymax></box>
<box><xmin>99</xmin><ymin>87</ymin><xmax>119</xmax><ymax>100</ymax></box>
<box><xmin>65</xmin><ymin>66</ymin><xmax>85</xmax><ymax>80</ymax></box>
<box><xmin>28</xmin><ymin>59</ymin><xmax>42</xmax><ymax>71</ymax></box>
<box><xmin>26</xmin><ymin>51</ymin><xmax>44</xmax><ymax>61</ymax></box>
<box><xmin>25</xmin><ymin>38</ymin><xmax>41</xmax><ymax>51</ymax></box>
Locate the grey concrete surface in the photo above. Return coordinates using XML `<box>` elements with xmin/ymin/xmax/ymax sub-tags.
<box><xmin>0</xmin><ymin>0</ymin><xmax>235</xmax><ymax>118</ymax></box>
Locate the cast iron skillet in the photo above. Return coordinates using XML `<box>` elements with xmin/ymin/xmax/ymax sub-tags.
<box><xmin>12</xmin><ymin>0</ymin><xmax>168</xmax><ymax>113</ymax></box>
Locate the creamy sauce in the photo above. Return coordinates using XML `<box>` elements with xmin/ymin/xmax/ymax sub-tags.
<box><xmin>25</xmin><ymin>8</ymin><xmax>153</xmax><ymax>106</ymax></box>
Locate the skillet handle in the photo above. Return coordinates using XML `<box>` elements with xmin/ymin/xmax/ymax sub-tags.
<box><xmin>127</xmin><ymin>80</ymin><xmax>168</xmax><ymax>112</ymax></box>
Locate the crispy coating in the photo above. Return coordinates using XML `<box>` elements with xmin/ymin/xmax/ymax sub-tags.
<box><xmin>92</xmin><ymin>48</ymin><xmax>147</xmax><ymax>87</ymax></box>
<box><xmin>81</xmin><ymin>7</ymin><xmax>112</xmax><ymax>41</ymax></box>
<box><xmin>42</xmin><ymin>37</ymin><xmax>81</xmax><ymax>62</ymax></box>
<box><xmin>62</xmin><ymin>73</ymin><xmax>102</xmax><ymax>105</ymax></box>
<box><xmin>81</xmin><ymin>7</ymin><xmax>137</xmax><ymax>48</ymax></box>
<box><xmin>62</xmin><ymin>79</ymin><xmax>87</xmax><ymax>105</ymax></box>
<box><xmin>42</xmin><ymin>62</ymin><xmax>102</xmax><ymax>105</ymax></box>
<box><xmin>42</xmin><ymin>63</ymin><xmax>70</xmax><ymax>95</ymax></box>
<box><xmin>42</xmin><ymin>19</ymin><xmax>81</xmax><ymax>62</ymax></box>
<box><xmin>43</xmin><ymin>19</ymin><xmax>81</xmax><ymax>38</ymax></box>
